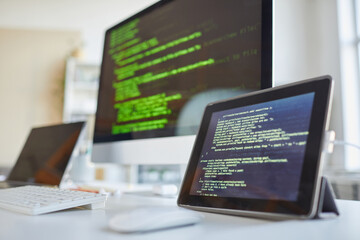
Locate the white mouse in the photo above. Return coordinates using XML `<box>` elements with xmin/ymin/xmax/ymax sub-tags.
<box><xmin>108</xmin><ymin>206</ymin><xmax>203</xmax><ymax>233</ymax></box>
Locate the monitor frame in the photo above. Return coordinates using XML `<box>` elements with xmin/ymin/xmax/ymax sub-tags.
<box><xmin>91</xmin><ymin>0</ymin><xmax>273</xmax><ymax>166</ymax></box>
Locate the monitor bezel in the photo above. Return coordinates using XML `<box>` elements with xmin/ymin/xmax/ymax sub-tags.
<box><xmin>177</xmin><ymin>76</ymin><xmax>333</xmax><ymax>219</ymax></box>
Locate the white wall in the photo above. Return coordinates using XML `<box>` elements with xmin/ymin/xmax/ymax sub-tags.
<box><xmin>0</xmin><ymin>0</ymin><xmax>346</xmax><ymax>169</ymax></box>
<box><xmin>274</xmin><ymin>0</ymin><xmax>344</xmax><ymax>169</ymax></box>
<box><xmin>0</xmin><ymin>0</ymin><xmax>157</xmax><ymax>63</ymax></box>
<box><xmin>0</xmin><ymin>29</ymin><xmax>82</xmax><ymax>167</ymax></box>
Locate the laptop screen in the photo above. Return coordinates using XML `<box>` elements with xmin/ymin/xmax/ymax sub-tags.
<box><xmin>7</xmin><ymin>122</ymin><xmax>84</xmax><ymax>185</ymax></box>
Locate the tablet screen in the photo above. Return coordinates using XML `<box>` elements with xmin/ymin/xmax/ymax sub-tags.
<box><xmin>189</xmin><ymin>92</ymin><xmax>315</xmax><ymax>201</ymax></box>
<box><xmin>178</xmin><ymin>76</ymin><xmax>333</xmax><ymax>218</ymax></box>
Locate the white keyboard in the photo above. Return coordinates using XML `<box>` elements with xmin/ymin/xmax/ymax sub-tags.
<box><xmin>0</xmin><ymin>186</ymin><xmax>107</xmax><ymax>215</ymax></box>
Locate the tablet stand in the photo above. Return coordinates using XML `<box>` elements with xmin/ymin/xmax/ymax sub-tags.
<box><xmin>314</xmin><ymin>177</ymin><xmax>339</xmax><ymax>219</ymax></box>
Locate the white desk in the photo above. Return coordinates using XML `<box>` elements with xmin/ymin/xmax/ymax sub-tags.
<box><xmin>0</xmin><ymin>194</ymin><xmax>359</xmax><ymax>240</ymax></box>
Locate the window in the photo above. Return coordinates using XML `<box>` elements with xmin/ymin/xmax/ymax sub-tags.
<box><xmin>338</xmin><ymin>0</ymin><xmax>360</xmax><ymax>170</ymax></box>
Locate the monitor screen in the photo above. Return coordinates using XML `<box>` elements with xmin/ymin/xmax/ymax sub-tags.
<box><xmin>92</xmin><ymin>0</ymin><xmax>272</xmax><ymax>165</ymax></box>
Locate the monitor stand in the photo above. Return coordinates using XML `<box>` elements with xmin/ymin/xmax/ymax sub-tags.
<box><xmin>314</xmin><ymin>177</ymin><xmax>339</xmax><ymax>219</ymax></box>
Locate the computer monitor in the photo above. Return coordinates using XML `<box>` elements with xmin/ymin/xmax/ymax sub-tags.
<box><xmin>92</xmin><ymin>0</ymin><xmax>273</xmax><ymax>166</ymax></box>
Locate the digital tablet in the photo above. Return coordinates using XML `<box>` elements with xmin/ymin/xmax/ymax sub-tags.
<box><xmin>178</xmin><ymin>76</ymin><xmax>334</xmax><ymax>219</ymax></box>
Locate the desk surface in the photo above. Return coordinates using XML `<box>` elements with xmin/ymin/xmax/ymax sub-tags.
<box><xmin>0</xmin><ymin>193</ymin><xmax>359</xmax><ymax>240</ymax></box>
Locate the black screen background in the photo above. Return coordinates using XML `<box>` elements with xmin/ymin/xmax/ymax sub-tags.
<box><xmin>94</xmin><ymin>0</ymin><xmax>272</xmax><ymax>143</ymax></box>
<box><xmin>189</xmin><ymin>93</ymin><xmax>315</xmax><ymax>201</ymax></box>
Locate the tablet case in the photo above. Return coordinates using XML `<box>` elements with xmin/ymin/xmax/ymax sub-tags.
<box><xmin>315</xmin><ymin>177</ymin><xmax>339</xmax><ymax>219</ymax></box>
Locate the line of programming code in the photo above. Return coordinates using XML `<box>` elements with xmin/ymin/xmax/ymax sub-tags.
<box><xmin>94</xmin><ymin>0</ymin><xmax>267</xmax><ymax>141</ymax></box>
<box><xmin>190</xmin><ymin>93</ymin><xmax>315</xmax><ymax>201</ymax></box>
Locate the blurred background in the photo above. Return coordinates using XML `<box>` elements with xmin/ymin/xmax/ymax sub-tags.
<box><xmin>0</xmin><ymin>0</ymin><xmax>359</xmax><ymax>199</ymax></box>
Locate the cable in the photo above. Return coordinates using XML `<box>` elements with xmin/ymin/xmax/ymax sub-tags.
<box><xmin>333</xmin><ymin>140</ymin><xmax>360</xmax><ymax>151</ymax></box>
<box><xmin>324</xmin><ymin>131</ymin><xmax>360</xmax><ymax>153</ymax></box>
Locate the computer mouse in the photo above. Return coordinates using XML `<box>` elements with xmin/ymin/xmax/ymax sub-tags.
<box><xmin>108</xmin><ymin>206</ymin><xmax>203</xmax><ymax>233</ymax></box>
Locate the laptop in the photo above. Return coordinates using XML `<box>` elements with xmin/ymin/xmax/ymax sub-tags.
<box><xmin>0</xmin><ymin>122</ymin><xmax>85</xmax><ymax>189</ymax></box>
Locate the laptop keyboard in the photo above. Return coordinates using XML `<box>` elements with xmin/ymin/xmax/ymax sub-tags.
<box><xmin>0</xmin><ymin>185</ymin><xmax>107</xmax><ymax>215</ymax></box>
